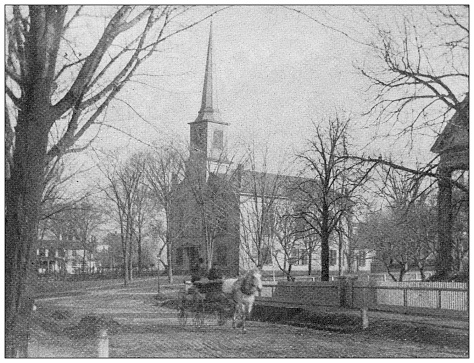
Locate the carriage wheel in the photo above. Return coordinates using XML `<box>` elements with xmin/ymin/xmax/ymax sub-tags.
<box><xmin>193</xmin><ymin>310</ymin><xmax>204</xmax><ymax>327</ymax></box>
<box><xmin>214</xmin><ymin>309</ymin><xmax>226</xmax><ymax>326</ymax></box>
<box><xmin>193</xmin><ymin>297</ymin><xmax>205</xmax><ymax>328</ymax></box>
<box><xmin>193</xmin><ymin>299</ymin><xmax>205</xmax><ymax>327</ymax></box>
<box><xmin>177</xmin><ymin>307</ymin><xmax>188</xmax><ymax>326</ymax></box>
<box><xmin>177</xmin><ymin>291</ymin><xmax>188</xmax><ymax>326</ymax></box>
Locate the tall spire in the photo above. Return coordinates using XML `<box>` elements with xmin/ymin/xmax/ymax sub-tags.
<box><xmin>195</xmin><ymin>20</ymin><xmax>223</xmax><ymax>124</ymax></box>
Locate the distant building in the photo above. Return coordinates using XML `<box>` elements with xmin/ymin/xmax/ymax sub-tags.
<box><xmin>430</xmin><ymin>94</ymin><xmax>469</xmax><ymax>169</ymax></box>
<box><xmin>169</xmin><ymin>24</ymin><xmax>369</xmax><ymax>277</ymax></box>
<box><xmin>430</xmin><ymin>94</ymin><xmax>469</xmax><ymax>277</ymax></box>
<box><xmin>36</xmin><ymin>237</ymin><xmax>98</xmax><ymax>274</ymax></box>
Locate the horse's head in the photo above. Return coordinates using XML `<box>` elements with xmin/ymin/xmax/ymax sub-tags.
<box><xmin>241</xmin><ymin>268</ymin><xmax>263</xmax><ymax>295</ymax></box>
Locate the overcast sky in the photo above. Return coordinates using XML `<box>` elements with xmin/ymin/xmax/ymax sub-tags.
<box><xmin>61</xmin><ymin>5</ymin><xmax>463</xmax><ymax>190</ymax></box>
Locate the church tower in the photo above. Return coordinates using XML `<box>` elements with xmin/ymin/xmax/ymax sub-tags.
<box><xmin>189</xmin><ymin>22</ymin><xmax>230</xmax><ymax>178</ymax></box>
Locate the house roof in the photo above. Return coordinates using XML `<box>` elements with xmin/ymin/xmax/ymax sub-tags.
<box><xmin>431</xmin><ymin>94</ymin><xmax>469</xmax><ymax>154</ymax></box>
<box><xmin>37</xmin><ymin>239</ymin><xmax>93</xmax><ymax>252</ymax></box>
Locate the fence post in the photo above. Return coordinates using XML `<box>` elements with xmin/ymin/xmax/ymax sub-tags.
<box><xmin>96</xmin><ymin>328</ymin><xmax>109</xmax><ymax>358</ymax></box>
<box><xmin>361</xmin><ymin>284</ymin><xmax>369</xmax><ymax>330</ymax></box>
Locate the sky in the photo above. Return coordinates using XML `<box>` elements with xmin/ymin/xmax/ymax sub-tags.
<box><xmin>47</xmin><ymin>5</ymin><xmax>465</xmax><ymax>192</ymax></box>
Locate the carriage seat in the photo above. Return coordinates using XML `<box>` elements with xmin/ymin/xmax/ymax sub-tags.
<box><xmin>193</xmin><ymin>279</ymin><xmax>224</xmax><ymax>294</ymax></box>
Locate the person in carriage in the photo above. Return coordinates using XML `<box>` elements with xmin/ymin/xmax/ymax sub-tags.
<box><xmin>191</xmin><ymin>257</ymin><xmax>207</xmax><ymax>283</ymax></box>
<box><xmin>207</xmin><ymin>262</ymin><xmax>223</xmax><ymax>281</ymax></box>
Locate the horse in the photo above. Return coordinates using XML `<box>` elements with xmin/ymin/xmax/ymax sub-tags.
<box><xmin>222</xmin><ymin>268</ymin><xmax>263</xmax><ymax>332</ymax></box>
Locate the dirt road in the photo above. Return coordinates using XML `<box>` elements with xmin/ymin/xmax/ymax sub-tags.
<box><xmin>30</xmin><ymin>282</ymin><xmax>468</xmax><ymax>358</ymax></box>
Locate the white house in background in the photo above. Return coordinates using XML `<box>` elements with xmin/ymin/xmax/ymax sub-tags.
<box><xmin>36</xmin><ymin>238</ymin><xmax>98</xmax><ymax>274</ymax></box>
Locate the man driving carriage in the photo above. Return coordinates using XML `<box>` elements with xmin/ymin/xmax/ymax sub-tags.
<box><xmin>207</xmin><ymin>263</ymin><xmax>223</xmax><ymax>280</ymax></box>
<box><xmin>191</xmin><ymin>257</ymin><xmax>207</xmax><ymax>283</ymax></box>
<box><xmin>191</xmin><ymin>258</ymin><xmax>223</xmax><ymax>283</ymax></box>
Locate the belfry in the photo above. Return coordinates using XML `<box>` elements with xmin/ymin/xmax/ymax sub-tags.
<box><xmin>189</xmin><ymin>22</ymin><xmax>230</xmax><ymax>175</ymax></box>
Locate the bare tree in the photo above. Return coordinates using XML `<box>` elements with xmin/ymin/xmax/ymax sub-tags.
<box><xmin>239</xmin><ymin>147</ymin><xmax>283</xmax><ymax>268</ymax></box>
<box><xmin>355</xmin><ymin>6</ymin><xmax>469</xmax><ymax>279</ymax></box>
<box><xmin>132</xmin><ymin>173</ymin><xmax>156</xmax><ymax>277</ymax></box>
<box><xmin>96</xmin><ymin>232</ymin><xmax>123</xmax><ymax>273</ymax></box>
<box><xmin>144</xmin><ymin>142</ymin><xmax>186</xmax><ymax>282</ymax></box>
<box><xmin>358</xmin><ymin>167</ymin><xmax>439</xmax><ymax>280</ymax></box>
<box><xmin>5</xmin><ymin>5</ymin><xmax>222</xmax><ymax>356</ymax></box>
<box><xmin>354</xmin><ymin>6</ymin><xmax>468</xmax><ymax>134</ymax></box>
<box><xmin>100</xmin><ymin>152</ymin><xmax>146</xmax><ymax>285</ymax></box>
<box><xmin>288</xmin><ymin>5</ymin><xmax>468</xmax><ymax>281</ymax></box>
<box><xmin>295</xmin><ymin>115</ymin><xmax>374</xmax><ymax>281</ymax></box>
<box><xmin>271</xmin><ymin>201</ymin><xmax>307</xmax><ymax>281</ymax></box>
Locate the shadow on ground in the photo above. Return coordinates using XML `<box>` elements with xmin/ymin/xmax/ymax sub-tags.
<box><xmin>251</xmin><ymin>304</ymin><xmax>468</xmax><ymax>351</ymax></box>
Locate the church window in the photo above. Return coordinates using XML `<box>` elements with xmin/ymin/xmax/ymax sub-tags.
<box><xmin>176</xmin><ymin>247</ymin><xmax>184</xmax><ymax>266</ymax></box>
<box><xmin>217</xmin><ymin>245</ymin><xmax>227</xmax><ymax>266</ymax></box>
<box><xmin>329</xmin><ymin>250</ymin><xmax>337</xmax><ymax>266</ymax></box>
<box><xmin>212</xmin><ymin>130</ymin><xmax>224</xmax><ymax>150</ymax></box>
<box><xmin>358</xmin><ymin>251</ymin><xmax>366</xmax><ymax>267</ymax></box>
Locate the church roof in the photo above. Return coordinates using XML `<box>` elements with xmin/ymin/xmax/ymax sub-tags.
<box><xmin>238</xmin><ymin>169</ymin><xmax>310</xmax><ymax>199</ymax></box>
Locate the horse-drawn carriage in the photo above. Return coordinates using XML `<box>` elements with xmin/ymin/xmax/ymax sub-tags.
<box><xmin>177</xmin><ymin>279</ymin><xmax>231</xmax><ymax>327</ymax></box>
<box><xmin>176</xmin><ymin>269</ymin><xmax>263</xmax><ymax>331</ymax></box>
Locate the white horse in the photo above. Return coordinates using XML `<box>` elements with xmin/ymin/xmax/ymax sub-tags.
<box><xmin>222</xmin><ymin>269</ymin><xmax>263</xmax><ymax>332</ymax></box>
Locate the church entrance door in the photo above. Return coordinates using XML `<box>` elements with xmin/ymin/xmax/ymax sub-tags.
<box><xmin>186</xmin><ymin>246</ymin><xmax>199</xmax><ymax>273</ymax></box>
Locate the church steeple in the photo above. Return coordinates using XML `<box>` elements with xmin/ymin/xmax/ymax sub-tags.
<box><xmin>189</xmin><ymin>21</ymin><xmax>230</xmax><ymax>173</ymax></box>
<box><xmin>194</xmin><ymin>21</ymin><xmax>224</xmax><ymax>124</ymax></box>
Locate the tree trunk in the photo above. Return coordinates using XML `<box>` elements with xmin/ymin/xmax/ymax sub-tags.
<box><xmin>120</xmin><ymin>229</ymin><xmax>129</xmax><ymax>286</ymax></box>
<box><xmin>167</xmin><ymin>237</ymin><xmax>173</xmax><ymax>284</ymax></box>
<box><xmin>5</xmin><ymin>104</ymin><xmax>52</xmax><ymax>357</ymax></box>
<box><xmin>419</xmin><ymin>265</ymin><xmax>426</xmax><ymax>281</ymax></box>
<box><xmin>338</xmin><ymin>230</ymin><xmax>343</xmax><ymax>276</ymax></box>
<box><xmin>320</xmin><ymin>203</ymin><xmax>330</xmax><ymax>281</ymax></box>
<box><xmin>436</xmin><ymin>166</ymin><xmax>454</xmax><ymax>278</ymax></box>
<box><xmin>82</xmin><ymin>249</ymin><xmax>86</xmax><ymax>273</ymax></box>
<box><xmin>321</xmin><ymin>230</ymin><xmax>330</xmax><ymax>281</ymax></box>
<box><xmin>286</xmin><ymin>264</ymin><xmax>293</xmax><ymax>281</ymax></box>
<box><xmin>307</xmin><ymin>250</ymin><xmax>312</xmax><ymax>275</ymax></box>
<box><xmin>127</xmin><ymin>239</ymin><xmax>133</xmax><ymax>282</ymax></box>
<box><xmin>127</xmin><ymin>227</ymin><xmax>133</xmax><ymax>282</ymax></box>
<box><xmin>137</xmin><ymin>233</ymin><xmax>142</xmax><ymax>277</ymax></box>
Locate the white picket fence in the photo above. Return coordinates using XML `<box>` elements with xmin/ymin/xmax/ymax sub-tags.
<box><xmin>357</xmin><ymin>281</ymin><xmax>468</xmax><ymax>312</ymax></box>
<box><xmin>258</xmin><ymin>280</ymin><xmax>468</xmax><ymax>315</ymax></box>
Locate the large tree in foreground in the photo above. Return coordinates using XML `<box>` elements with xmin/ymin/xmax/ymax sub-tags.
<box><xmin>5</xmin><ymin>5</ymin><xmax>220</xmax><ymax>356</ymax></box>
